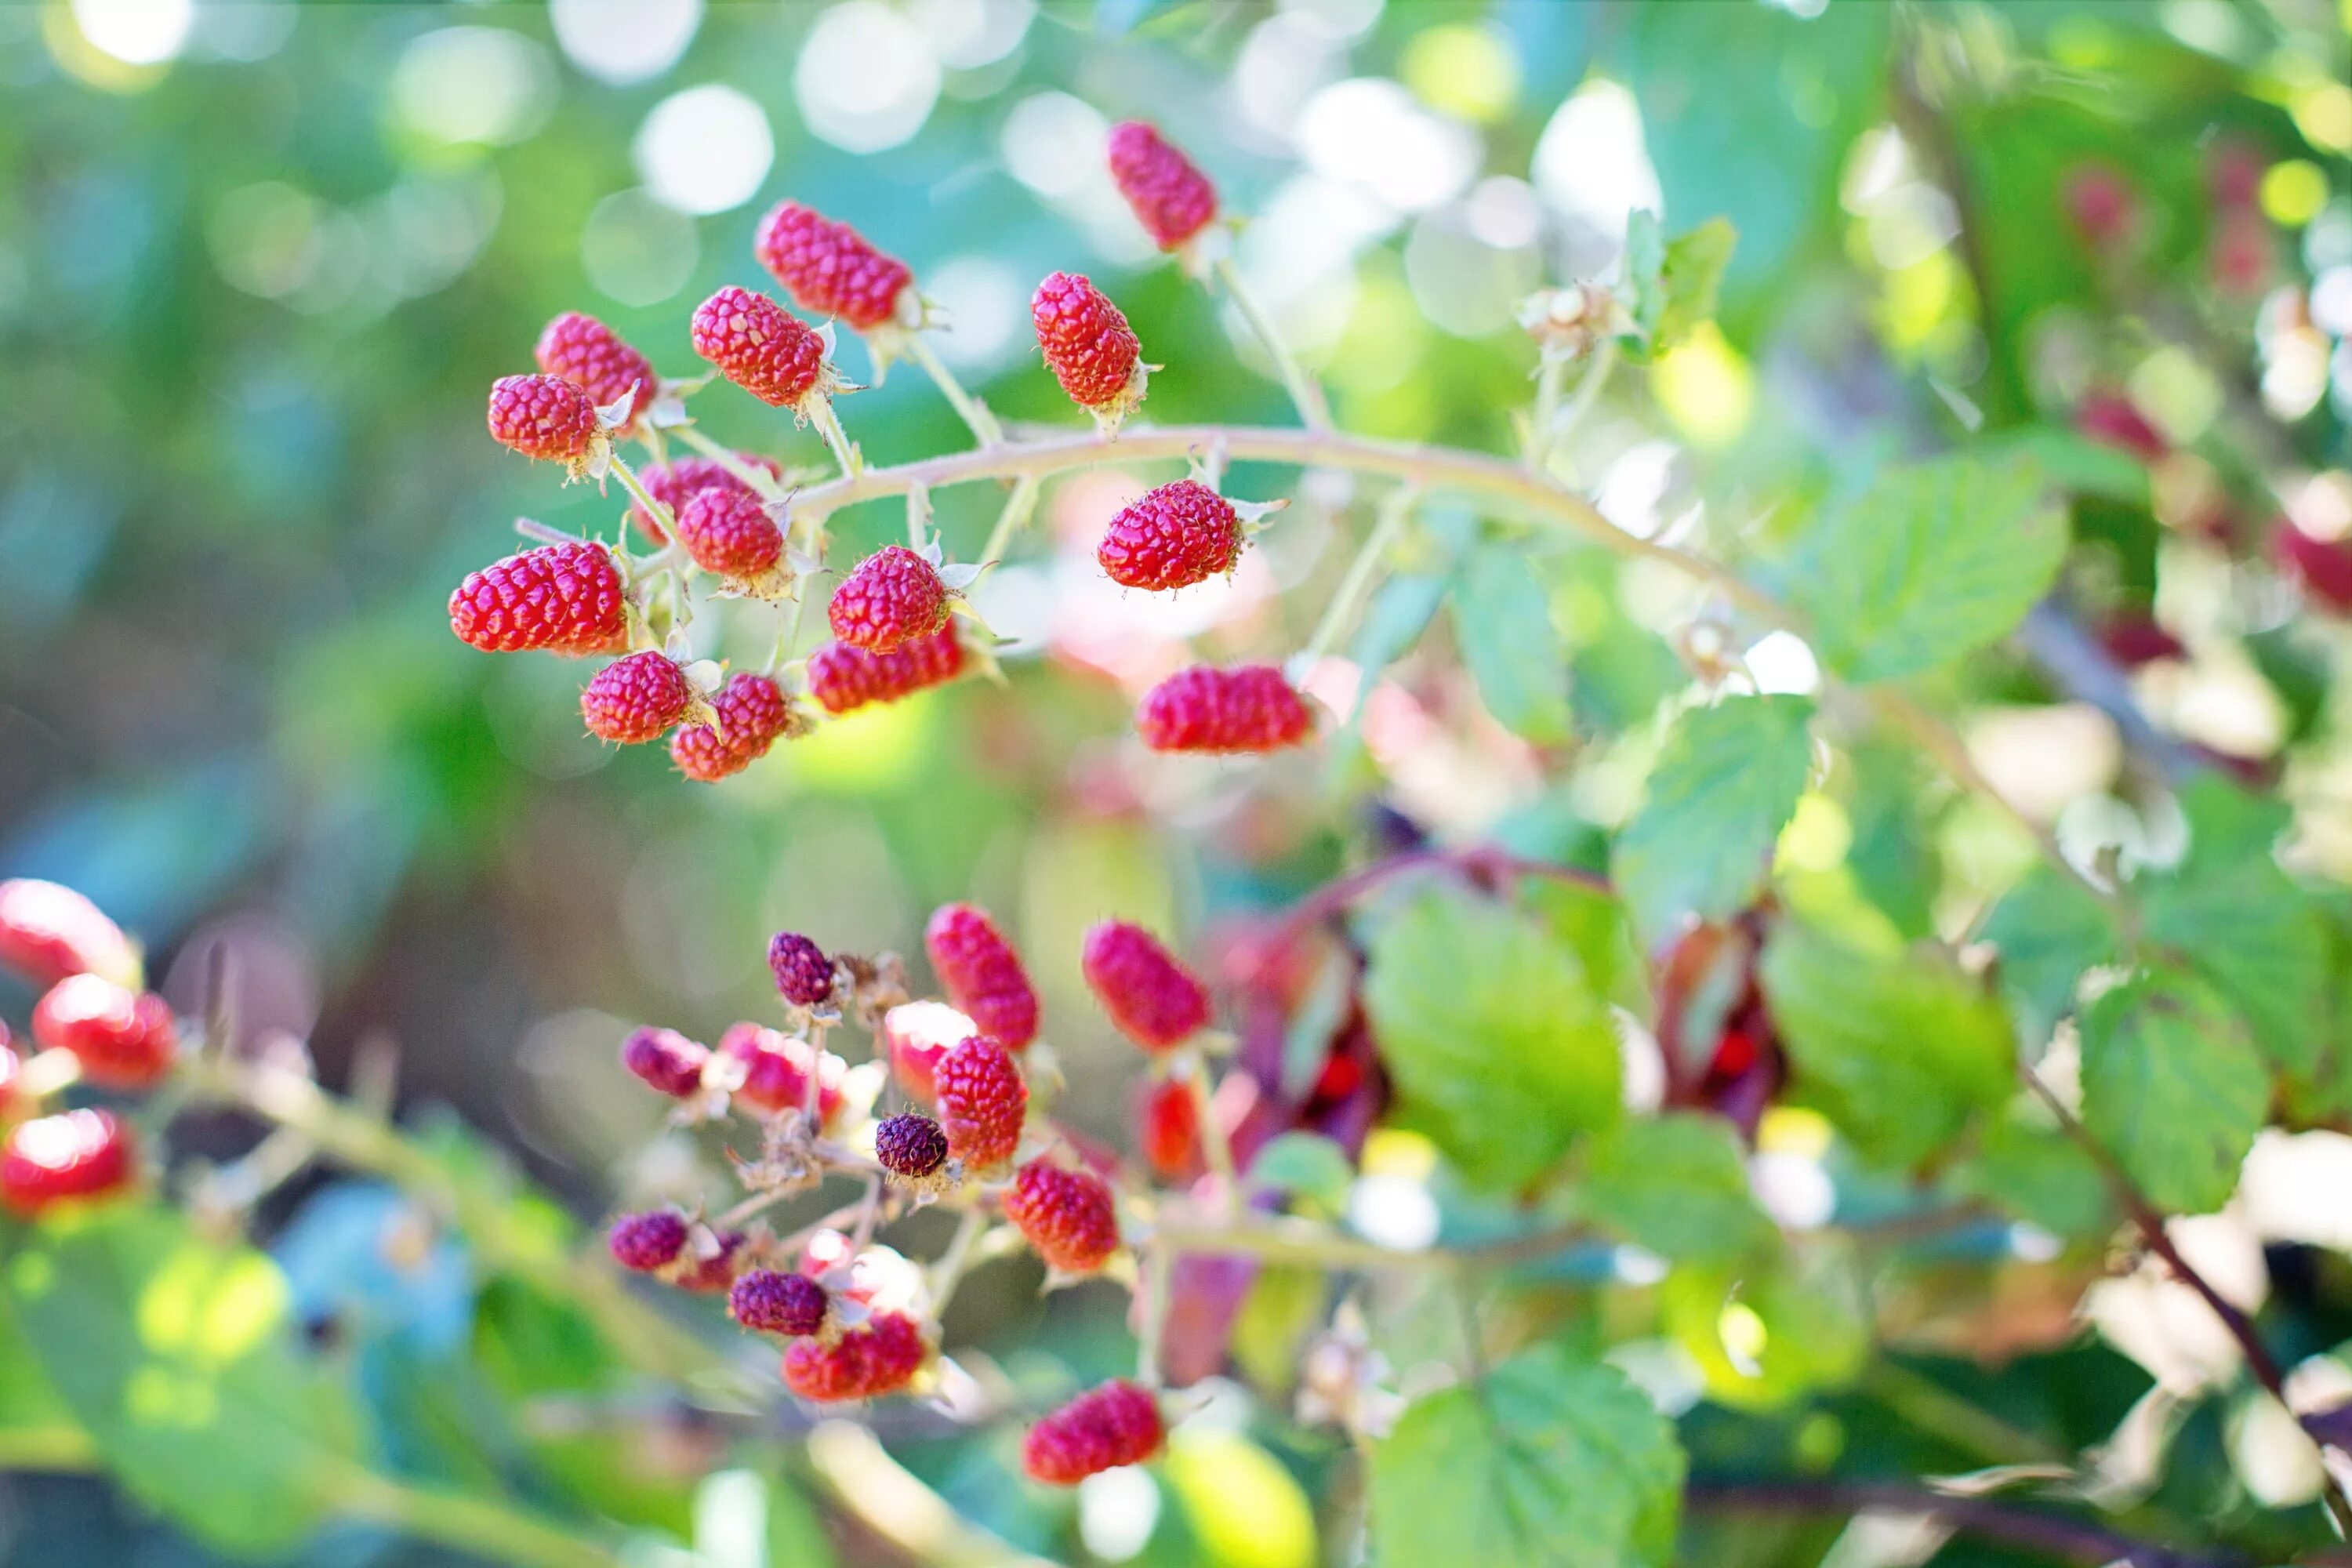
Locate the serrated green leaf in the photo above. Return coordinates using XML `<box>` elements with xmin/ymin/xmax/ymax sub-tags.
<box><xmin>1363</xmin><ymin>885</ymin><xmax>1621</xmax><ymax>1189</ymax></box>
<box><xmin>2078</xmin><ymin>971</ymin><xmax>2268</xmax><ymax>1215</ymax></box>
<box><xmin>1980</xmin><ymin>863</ymin><xmax>2117</xmax><ymax>1045</ymax></box>
<box><xmin>1785</xmin><ymin>455</ymin><xmax>2068</xmax><ymax>683</ymax></box>
<box><xmin>1759</xmin><ymin>922</ymin><xmax>2015</xmax><ymax>1167</ymax></box>
<box><xmin>1370</xmin><ymin>1345</ymin><xmax>1684</xmax><ymax>1568</ymax></box>
<box><xmin>1614</xmin><ymin>696</ymin><xmax>1815</xmax><ymax>938</ymax></box>
<box><xmin>1454</xmin><ymin>543</ymin><xmax>1573</xmax><ymax>743</ymax></box>
<box><xmin>1518</xmin><ymin>876</ymin><xmax>1647</xmax><ymax>1016</ymax></box>
<box><xmin>1952</xmin><ymin>1102</ymin><xmax>2113</xmax><ymax>1239</ymax></box>
<box><xmin>1576</xmin><ymin>1113</ymin><xmax>1775</xmax><ymax>1263</ymax></box>
<box><xmin>1350</xmin><ymin>571</ymin><xmax>1449</xmax><ymax>681</ymax></box>
<box><xmin>1656</xmin><ymin>218</ymin><xmax>1737</xmax><ymax>350</ymax></box>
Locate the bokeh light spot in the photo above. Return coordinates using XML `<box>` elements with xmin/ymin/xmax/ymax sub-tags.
<box><xmin>550</xmin><ymin>0</ymin><xmax>702</xmax><ymax>85</ymax></box>
<box><xmin>634</xmin><ymin>84</ymin><xmax>773</xmax><ymax>215</ymax></box>
<box><xmin>796</xmin><ymin>1</ymin><xmax>941</xmax><ymax>154</ymax></box>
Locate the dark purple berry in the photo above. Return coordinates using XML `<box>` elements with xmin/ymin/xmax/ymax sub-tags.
<box><xmin>768</xmin><ymin>931</ymin><xmax>835</xmax><ymax>1009</ymax></box>
<box><xmin>729</xmin><ymin>1268</ymin><xmax>828</xmax><ymax>1336</ymax></box>
<box><xmin>622</xmin><ymin>1027</ymin><xmax>710</xmax><ymax>1098</ymax></box>
<box><xmin>609</xmin><ymin>1210</ymin><xmax>689</xmax><ymax>1272</ymax></box>
<box><xmin>874</xmin><ymin>1112</ymin><xmax>949</xmax><ymax>1179</ymax></box>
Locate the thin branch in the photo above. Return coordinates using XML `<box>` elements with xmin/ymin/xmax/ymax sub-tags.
<box><xmin>1212</xmin><ymin>255</ymin><xmax>1331</xmax><ymax>430</ymax></box>
<box><xmin>1298</xmin><ymin>485</ymin><xmax>1417</xmax><ymax>666</ymax></box>
<box><xmin>901</xmin><ymin>332</ymin><xmax>1004</xmax><ymax>448</ymax></box>
<box><xmin>1686</xmin><ymin>1479</ymin><xmax>2240</xmax><ymax>1568</ymax></box>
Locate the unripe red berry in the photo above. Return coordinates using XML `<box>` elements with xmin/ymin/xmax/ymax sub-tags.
<box><xmin>672</xmin><ymin>1230</ymin><xmax>750</xmax><ymax>1293</ymax></box>
<box><xmin>671</xmin><ymin>672</ymin><xmax>797</xmax><ymax>782</ymax></box>
<box><xmin>675</xmin><ymin>488</ymin><xmax>785</xmax><ymax>581</ymax></box>
<box><xmin>1138</xmin><ymin>1078</ymin><xmax>1199</xmax><ymax>1181</ymax></box>
<box><xmin>931</xmin><ymin>1035</ymin><xmax>1027</xmax><ymax>1171</ymax></box>
<box><xmin>881</xmin><ymin>1000</ymin><xmax>973</xmax><ymax>1103</ymax></box>
<box><xmin>806</xmin><ymin>627</ymin><xmax>965</xmax><ymax>716</ymax></box>
<box><xmin>2</xmin><ymin>1109</ymin><xmax>136</xmax><ymax>1214</ymax></box>
<box><xmin>32</xmin><ymin>975</ymin><xmax>176</xmax><ymax>1088</ymax></box>
<box><xmin>534</xmin><ymin>310</ymin><xmax>655</xmax><ymax>423</ymax></box>
<box><xmin>630</xmin><ymin>453</ymin><xmax>782</xmax><ymax>543</ymax></box>
<box><xmin>1081</xmin><ymin>921</ymin><xmax>1210</xmax><ymax>1051</ymax></box>
<box><xmin>449</xmin><ymin>542</ymin><xmax>629</xmax><ymax>657</ymax></box>
<box><xmin>2076</xmin><ymin>392</ymin><xmax>2167</xmax><ymax>463</ymax></box>
<box><xmin>621</xmin><ymin>1026</ymin><xmax>710</xmax><ymax>1098</ymax></box>
<box><xmin>924</xmin><ymin>903</ymin><xmax>1040</xmax><ymax>1052</ymax></box>
<box><xmin>1022</xmin><ymin>1380</ymin><xmax>1164</xmax><ymax>1484</ymax></box>
<box><xmin>720</xmin><ymin>1023</ymin><xmax>845</xmax><ymax>1123</ymax></box>
<box><xmin>781</xmin><ymin>1308</ymin><xmax>926</xmax><ymax>1402</ymax></box>
<box><xmin>1098</xmin><ymin>479</ymin><xmax>1243</xmax><ymax>591</ymax></box>
<box><xmin>731</xmin><ymin>1268</ymin><xmax>828</xmax><ymax>1336</ymax></box>
<box><xmin>0</xmin><ymin>879</ymin><xmax>138</xmax><ymax>989</ymax></box>
<box><xmin>582</xmin><ymin>652</ymin><xmax>693</xmax><ymax>744</ymax></box>
<box><xmin>768</xmin><ymin>931</ymin><xmax>835</xmax><ymax>1009</ymax></box>
<box><xmin>608</xmin><ymin>1210</ymin><xmax>691</xmax><ymax>1272</ymax></box>
<box><xmin>828</xmin><ymin>546</ymin><xmax>950</xmax><ymax>652</ymax></box>
<box><xmin>692</xmin><ymin>285</ymin><xmax>828</xmax><ymax>409</ymax></box>
<box><xmin>873</xmin><ymin>1112</ymin><xmax>949</xmax><ymax>1180</ymax></box>
<box><xmin>487</xmin><ymin>373</ymin><xmax>601</xmax><ymax>464</ymax></box>
<box><xmin>755</xmin><ymin>200</ymin><xmax>915</xmax><ymax>332</ymax></box>
<box><xmin>1002</xmin><ymin>1158</ymin><xmax>1120</xmax><ymax>1272</ymax></box>
<box><xmin>1108</xmin><ymin>122</ymin><xmax>1218</xmax><ymax>252</ymax></box>
<box><xmin>1136</xmin><ymin>664</ymin><xmax>1313</xmax><ymax>754</ymax></box>
<box><xmin>1033</xmin><ymin>272</ymin><xmax>1146</xmax><ymax>423</ymax></box>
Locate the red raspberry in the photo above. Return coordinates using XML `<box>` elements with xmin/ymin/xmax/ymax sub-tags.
<box><xmin>692</xmin><ymin>285</ymin><xmax>828</xmax><ymax>409</ymax></box>
<box><xmin>630</xmin><ymin>453</ymin><xmax>782</xmax><ymax>543</ymax></box>
<box><xmin>449</xmin><ymin>542</ymin><xmax>628</xmax><ymax>656</ymax></box>
<box><xmin>731</xmin><ymin>1268</ymin><xmax>829</xmax><ymax>1336</ymax></box>
<box><xmin>807</xmin><ymin>626</ymin><xmax>965</xmax><ymax>716</ymax></box>
<box><xmin>534</xmin><ymin>310</ymin><xmax>655</xmax><ymax>423</ymax></box>
<box><xmin>2</xmin><ymin>1109</ymin><xmax>136</xmax><ymax>1214</ymax></box>
<box><xmin>671</xmin><ymin>723</ymin><xmax>751</xmax><ymax>782</ymax></box>
<box><xmin>582</xmin><ymin>652</ymin><xmax>693</xmax><ymax>744</ymax></box>
<box><xmin>675</xmin><ymin>488</ymin><xmax>785</xmax><ymax>582</ymax></box>
<box><xmin>1081</xmin><ymin>921</ymin><xmax>1210</xmax><ymax>1051</ymax></box>
<box><xmin>1033</xmin><ymin>272</ymin><xmax>1146</xmax><ymax>424</ymax></box>
<box><xmin>1138</xmin><ymin>1078</ymin><xmax>1199</xmax><ymax>1181</ymax></box>
<box><xmin>828</xmin><ymin>546</ymin><xmax>950</xmax><ymax>653</ymax></box>
<box><xmin>720</xmin><ymin>1022</ymin><xmax>844</xmax><ymax>1123</ymax></box>
<box><xmin>882</xmin><ymin>1000</ymin><xmax>972</xmax><ymax>1102</ymax></box>
<box><xmin>0</xmin><ymin>878</ymin><xmax>138</xmax><ymax>989</ymax></box>
<box><xmin>924</xmin><ymin>903</ymin><xmax>1040</xmax><ymax>1051</ymax></box>
<box><xmin>1108</xmin><ymin>122</ymin><xmax>1219</xmax><ymax>252</ymax></box>
<box><xmin>621</xmin><ymin>1026</ymin><xmax>710</xmax><ymax>1098</ymax></box>
<box><xmin>608</xmin><ymin>1210</ymin><xmax>690</xmax><ymax>1272</ymax></box>
<box><xmin>673</xmin><ymin>1230</ymin><xmax>749</xmax><ymax>1293</ymax></box>
<box><xmin>671</xmin><ymin>672</ymin><xmax>797</xmax><ymax>782</ymax></box>
<box><xmin>1098</xmin><ymin>480</ymin><xmax>1243</xmax><ymax>591</ymax></box>
<box><xmin>1002</xmin><ymin>1158</ymin><xmax>1120</xmax><ymax>1272</ymax></box>
<box><xmin>781</xmin><ymin>1308</ymin><xmax>927</xmax><ymax>1402</ymax></box>
<box><xmin>2097</xmin><ymin>613</ymin><xmax>2187</xmax><ymax>668</ymax></box>
<box><xmin>2076</xmin><ymin>392</ymin><xmax>2167</xmax><ymax>463</ymax></box>
<box><xmin>755</xmin><ymin>200</ymin><xmax>915</xmax><ymax>332</ymax></box>
<box><xmin>768</xmin><ymin>931</ymin><xmax>836</xmax><ymax>1009</ymax></box>
<box><xmin>931</xmin><ymin>1035</ymin><xmax>1028</xmax><ymax>1171</ymax></box>
<box><xmin>873</xmin><ymin>1112</ymin><xmax>949</xmax><ymax>1181</ymax></box>
<box><xmin>2279</xmin><ymin>524</ymin><xmax>2352</xmax><ymax>614</ymax></box>
<box><xmin>32</xmin><ymin>975</ymin><xmax>176</xmax><ymax>1088</ymax></box>
<box><xmin>487</xmin><ymin>373</ymin><xmax>602</xmax><ymax>465</ymax></box>
<box><xmin>1021</xmin><ymin>1380</ymin><xmax>1164</xmax><ymax>1484</ymax></box>
<box><xmin>1136</xmin><ymin>664</ymin><xmax>1312</xmax><ymax>754</ymax></box>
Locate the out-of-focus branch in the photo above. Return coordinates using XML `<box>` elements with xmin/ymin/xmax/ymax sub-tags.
<box><xmin>1686</xmin><ymin>1479</ymin><xmax>2242</xmax><ymax>1568</ymax></box>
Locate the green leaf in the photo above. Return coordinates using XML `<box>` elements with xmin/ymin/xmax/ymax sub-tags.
<box><xmin>1952</xmin><ymin>1102</ymin><xmax>2112</xmax><ymax>1239</ymax></box>
<box><xmin>1622</xmin><ymin>209</ymin><xmax>1668</xmax><ymax>350</ymax></box>
<box><xmin>1613</xmin><ymin>696</ymin><xmax>1814</xmax><ymax>938</ymax></box>
<box><xmin>1661</xmin><ymin>1250</ymin><xmax>1870</xmax><ymax>1410</ymax></box>
<box><xmin>1759</xmin><ymin>921</ymin><xmax>2015</xmax><ymax>1167</ymax></box>
<box><xmin>1518</xmin><ymin>876</ymin><xmax>1648</xmax><ymax>1017</ymax></box>
<box><xmin>1575</xmin><ymin>1113</ymin><xmax>1775</xmax><ymax>1263</ymax></box>
<box><xmin>1980</xmin><ymin>863</ymin><xmax>2117</xmax><ymax>1045</ymax></box>
<box><xmin>2078</xmin><ymin>971</ymin><xmax>2269</xmax><ymax>1215</ymax></box>
<box><xmin>1248</xmin><ymin>1131</ymin><xmax>1356</xmax><ymax>1216</ymax></box>
<box><xmin>3</xmin><ymin>1203</ymin><xmax>361</xmax><ymax>1555</ymax></box>
<box><xmin>1370</xmin><ymin>1345</ymin><xmax>1683</xmax><ymax>1568</ymax></box>
<box><xmin>1655</xmin><ymin>219</ymin><xmax>1737</xmax><ymax>351</ymax></box>
<box><xmin>1231</xmin><ymin>1265</ymin><xmax>1326</xmax><ymax>1396</ymax></box>
<box><xmin>1784</xmin><ymin>455</ymin><xmax>2069</xmax><ymax>683</ymax></box>
<box><xmin>1363</xmin><ymin>885</ymin><xmax>1622</xmax><ymax>1189</ymax></box>
<box><xmin>1454</xmin><ymin>543</ymin><xmax>1573</xmax><ymax>744</ymax></box>
<box><xmin>1351</xmin><ymin>571</ymin><xmax>1450</xmax><ymax>679</ymax></box>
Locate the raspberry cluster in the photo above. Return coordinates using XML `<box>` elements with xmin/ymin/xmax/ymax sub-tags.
<box><xmin>534</xmin><ymin>310</ymin><xmax>656</xmax><ymax>425</ymax></box>
<box><xmin>828</xmin><ymin>546</ymin><xmax>951</xmax><ymax>652</ymax></box>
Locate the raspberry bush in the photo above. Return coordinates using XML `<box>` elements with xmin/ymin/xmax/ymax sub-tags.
<box><xmin>6</xmin><ymin>7</ymin><xmax>2352</xmax><ymax>1568</ymax></box>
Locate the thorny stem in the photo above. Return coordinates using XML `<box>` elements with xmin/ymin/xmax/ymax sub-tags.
<box><xmin>977</xmin><ymin>474</ymin><xmax>1041</xmax><ymax>568</ymax></box>
<box><xmin>1213</xmin><ymin>256</ymin><xmax>1332</xmax><ymax>431</ymax></box>
<box><xmin>604</xmin><ymin>454</ymin><xmax>675</xmax><ymax>543</ymax></box>
<box><xmin>514</xmin><ymin>517</ymin><xmax>580</xmax><ymax>549</ymax></box>
<box><xmin>902</xmin><ymin>332</ymin><xmax>1004</xmax><ymax>448</ymax></box>
<box><xmin>1298</xmin><ymin>485</ymin><xmax>1417</xmax><ymax>667</ymax></box>
<box><xmin>806</xmin><ymin>397</ymin><xmax>861</xmax><ymax>477</ymax></box>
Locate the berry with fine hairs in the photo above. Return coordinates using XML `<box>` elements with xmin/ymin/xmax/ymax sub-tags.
<box><xmin>1108</xmin><ymin>122</ymin><xmax>1219</xmax><ymax>251</ymax></box>
<box><xmin>486</xmin><ymin>373</ymin><xmax>601</xmax><ymax>465</ymax></box>
<box><xmin>931</xmin><ymin>1035</ymin><xmax>1028</xmax><ymax>1171</ymax></box>
<box><xmin>621</xmin><ymin>1026</ymin><xmax>710</xmax><ymax>1098</ymax></box>
<box><xmin>630</xmin><ymin>453</ymin><xmax>781</xmax><ymax>543</ymax></box>
<box><xmin>1098</xmin><ymin>479</ymin><xmax>1244</xmax><ymax>591</ymax></box>
<box><xmin>781</xmin><ymin>1309</ymin><xmax>927</xmax><ymax>1402</ymax></box>
<box><xmin>755</xmin><ymin>200</ymin><xmax>915</xmax><ymax>332</ymax></box>
<box><xmin>1082</xmin><ymin>920</ymin><xmax>1211</xmax><ymax>1051</ymax></box>
<box><xmin>1137</xmin><ymin>664</ymin><xmax>1313</xmax><ymax>754</ymax></box>
<box><xmin>828</xmin><ymin>546</ymin><xmax>950</xmax><ymax>653</ymax></box>
<box><xmin>449</xmin><ymin>542</ymin><xmax>628</xmax><ymax>657</ymax></box>
<box><xmin>673</xmin><ymin>1230</ymin><xmax>748</xmax><ymax>1293</ymax></box>
<box><xmin>730</xmin><ymin>1269</ymin><xmax>828</xmax><ymax>1337</ymax></box>
<box><xmin>1138</xmin><ymin>1078</ymin><xmax>1200</xmax><ymax>1181</ymax></box>
<box><xmin>873</xmin><ymin>1112</ymin><xmax>949</xmax><ymax>1180</ymax></box>
<box><xmin>672</xmin><ymin>672</ymin><xmax>797</xmax><ymax>782</ymax></box>
<box><xmin>720</xmin><ymin>1023</ymin><xmax>844</xmax><ymax>1123</ymax></box>
<box><xmin>768</xmin><ymin>931</ymin><xmax>835</xmax><ymax>1009</ymax></box>
<box><xmin>1022</xmin><ymin>1380</ymin><xmax>1165</xmax><ymax>1484</ymax></box>
<box><xmin>924</xmin><ymin>903</ymin><xmax>1040</xmax><ymax>1052</ymax></box>
<box><xmin>807</xmin><ymin>626</ymin><xmax>965</xmax><ymax>716</ymax></box>
<box><xmin>675</xmin><ymin>488</ymin><xmax>784</xmax><ymax>582</ymax></box>
<box><xmin>32</xmin><ymin>975</ymin><xmax>177</xmax><ymax>1088</ymax></box>
<box><xmin>1033</xmin><ymin>271</ymin><xmax>1145</xmax><ymax>423</ymax></box>
<box><xmin>582</xmin><ymin>652</ymin><xmax>694</xmax><ymax>744</ymax></box>
<box><xmin>2</xmin><ymin>1109</ymin><xmax>136</xmax><ymax>1215</ymax></box>
<box><xmin>608</xmin><ymin>1210</ymin><xmax>691</xmax><ymax>1272</ymax></box>
<box><xmin>0</xmin><ymin>878</ymin><xmax>138</xmax><ymax>989</ymax></box>
<box><xmin>882</xmin><ymin>1000</ymin><xmax>973</xmax><ymax>1103</ymax></box>
<box><xmin>1002</xmin><ymin>1158</ymin><xmax>1120</xmax><ymax>1273</ymax></box>
<box><xmin>691</xmin><ymin>285</ymin><xmax>828</xmax><ymax>409</ymax></box>
<box><xmin>533</xmin><ymin>310</ymin><xmax>655</xmax><ymax>423</ymax></box>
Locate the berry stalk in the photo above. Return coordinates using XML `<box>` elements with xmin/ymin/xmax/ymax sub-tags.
<box><xmin>1212</xmin><ymin>255</ymin><xmax>1331</xmax><ymax>432</ymax></box>
<box><xmin>1297</xmin><ymin>485</ymin><xmax>1417</xmax><ymax>668</ymax></box>
<box><xmin>976</xmin><ymin>474</ymin><xmax>1040</xmax><ymax>568</ymax></box>
<box><xmin>806</xmin><ymin>397</ymin><xmax>861</xmax><ymax>477</ymax></box>
<box><xmin>900</xmin><ymin>331</ymin><xmax>1004</xmax><ymax>448</ymax></box>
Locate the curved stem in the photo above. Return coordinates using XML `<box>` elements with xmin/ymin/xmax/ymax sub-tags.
<box><xmin>902</xmin><ymin>332</ymin><xmax>1004</xmax><ymax>448</ymax></box>
<box><xmin>604</xmin><ymin>455</ymin><xmax>675</xmax><ymax>543</ymax></box>
<box><xmin>976</xmin><ymin>475</ymin><xmax>1040</xmax><ymax>567</ymax></box>
<box><xmin>806</xmin><ymin>397</ymin><xmax>861</xmax><ymax>477</ymax></box>
<box><xmin>1212</xmin><ymin>256</ymin><xmax>1332</xmax><ymax>430</ymax></box>
<box><xmin>1298</xmin><ymin>485</ymin><xmax>1416</xmax><ymax>666</ymax></box>
<box><xmin>1686</xmin><ymin>1479</ymin><xmax>2234</xmax><ymax>1568</ymax></box>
